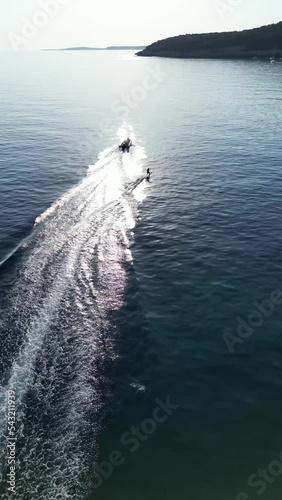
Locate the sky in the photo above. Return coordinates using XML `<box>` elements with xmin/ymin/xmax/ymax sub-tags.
<box><xmin>0</xmin><ymin>0</ymin><xmax>281</xmax><ymax>50</ymax></box>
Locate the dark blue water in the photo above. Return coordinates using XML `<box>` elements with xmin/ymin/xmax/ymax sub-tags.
<box><xmin>1</xmin><ymin>52</ymin><xmax>282</xmax><ymax>500</ymax></box>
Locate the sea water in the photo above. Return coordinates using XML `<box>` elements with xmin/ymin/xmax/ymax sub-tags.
<box><xmin>0</xmin><ymin>51</ymin><xmax>282</xmax><ymax>499</ymax></box>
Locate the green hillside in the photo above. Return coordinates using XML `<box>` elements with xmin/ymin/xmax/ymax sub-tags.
<box><xmin>137</xmin><ymin>22</ymin><xmax>282</xmax><ymax>59</ymax></box>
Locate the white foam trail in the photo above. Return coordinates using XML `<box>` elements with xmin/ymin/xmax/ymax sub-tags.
<box><xmin>0</xmin><ymin>135</ymin><xmax>148</xmax><ymax>499</ymax></box>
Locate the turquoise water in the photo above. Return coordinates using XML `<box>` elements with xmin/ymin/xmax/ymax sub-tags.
<box><xmin>1</xmin><ymin>52</ymin><xmax>282</xmax><ymax>499</ymax></box>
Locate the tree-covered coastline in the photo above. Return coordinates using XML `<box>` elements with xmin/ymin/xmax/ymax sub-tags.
<box><xmin>137</xmin><ymin>22</ymin><xmax>282</xmax><ymax>59</ymax></box>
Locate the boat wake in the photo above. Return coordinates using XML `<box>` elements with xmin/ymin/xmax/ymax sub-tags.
<box><xmin>0</xmin><ymin>140</ymin><xmax>147</xmax><ymax>499</ymax></box>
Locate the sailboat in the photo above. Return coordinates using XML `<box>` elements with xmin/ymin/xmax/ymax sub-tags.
<box><xmin>270</xmin><ymin>46</ymin><xmax>282</xmax><ymax>63</ymax></box>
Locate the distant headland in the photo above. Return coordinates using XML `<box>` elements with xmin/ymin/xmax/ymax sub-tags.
<box><xmin>45</xmin><ymin>46</ymin><xmax>146</xmax><ymax>51</ymax></box>
<box><xmin>137</xmin><ymin>22</ymin><xmax>282</xmax><ymax>60</ymax></box>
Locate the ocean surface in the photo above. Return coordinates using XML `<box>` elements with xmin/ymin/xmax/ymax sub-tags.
<box><xmin>0</xmin><ymin>51</ymin><xmax>282</xmax><ymax>500</ymax></box>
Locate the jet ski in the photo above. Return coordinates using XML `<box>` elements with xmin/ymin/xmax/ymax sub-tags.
<box><xmin>119</xmin><ymin>138</ymin><xmax>132</xmax><ymax>153</ymax></box>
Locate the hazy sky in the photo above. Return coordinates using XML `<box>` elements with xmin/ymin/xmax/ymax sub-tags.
<box><xmin>1</xmin><ymin>0</ymin><xmax>281</xmax><ymax>50</ymax></box>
